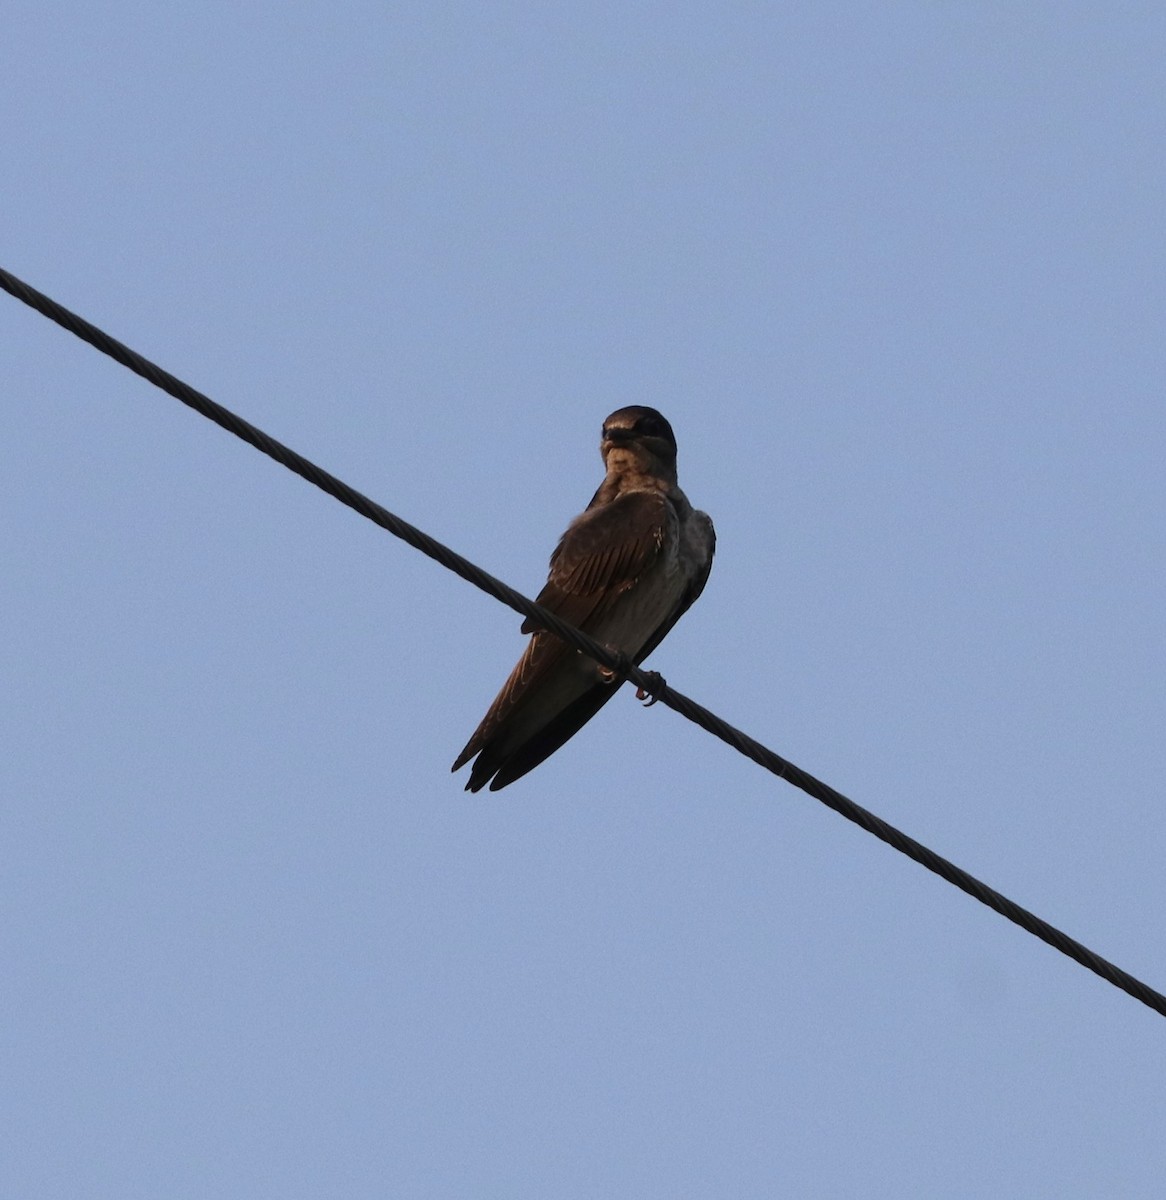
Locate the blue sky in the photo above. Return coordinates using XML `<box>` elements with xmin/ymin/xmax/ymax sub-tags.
<box><xmin>4</xmin><ymin>4</ymin><xmax>1165</xmax><ymax>1196</ymax></box>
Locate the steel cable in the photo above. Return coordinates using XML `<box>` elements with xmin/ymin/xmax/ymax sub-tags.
<box><xmin>3</xmin><ymin>262</ymin><xmax>1163</xmax><ymax>1019</ymax></box>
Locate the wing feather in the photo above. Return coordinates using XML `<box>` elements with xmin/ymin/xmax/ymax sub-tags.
<box><xmin>520</xmin><ymin>491</ymin><xmax>668</xmax><ymax>636</ymax></box>
<box><xmin>452</xmin><ymin>492</ymin><xmax>669</xmax><ymax>785</ymax></box>
<box><xmin>629</xmin><ymin>509</ymin><xmax>715</xmax><ymax>666</ymax></box>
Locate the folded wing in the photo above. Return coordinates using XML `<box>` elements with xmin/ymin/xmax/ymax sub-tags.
<box><xmin>453</xmin><ymin>490</ymin><xmax>675</xmax><ymax>791</ymax></box>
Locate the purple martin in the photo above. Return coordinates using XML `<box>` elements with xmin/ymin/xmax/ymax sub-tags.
<box><xmin>452</xmin><ymin>406</ymin><xmax>715</xmax><ymax>792</ymax></box>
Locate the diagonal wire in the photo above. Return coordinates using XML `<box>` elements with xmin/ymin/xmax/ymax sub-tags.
<box><xmin>3</xmin><ymin>262</ymin><xmax>1164</xmax><ymax>1020</ymax></box>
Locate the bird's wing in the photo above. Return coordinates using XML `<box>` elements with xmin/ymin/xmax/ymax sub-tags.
<box><xmin>520</xmin><ymin>489</ymin><xmax>669</xmax><ymax>634</ymax></box>
<box><xmin>630</xmin><ymin>508</ymin><xmax>715</xmax><ymax>666</ymax></box>
<box><xmin>452</xmin><ymin>491</ymin><xmax>670</xmax><ymax>789</ymax></box>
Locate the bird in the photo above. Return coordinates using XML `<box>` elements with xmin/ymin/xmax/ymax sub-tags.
<box><xmin>452</xmin><ymin>405</ymin><xmax>715</xmax><ymax>792</ymax></box>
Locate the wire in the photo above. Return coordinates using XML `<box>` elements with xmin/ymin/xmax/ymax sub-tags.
<box><xmin>3</xmin><ymin>261</ymin><xmax>1164</xmax><ymax>1019</ymax></box>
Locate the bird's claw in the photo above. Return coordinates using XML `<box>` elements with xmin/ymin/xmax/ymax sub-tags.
<box><xmin>597</xmin><ymin>647</ymin><xmax>632</xmax><ymax>685</ymax></box>
<box><xmin>635</xmin><ymin>671</ymin><xmax>666</xmax><ymax>706</ymax></box>
<box><xmin>596</xmin><ymin>651</ymin><xmax>664</xmax><ymax>705</ymax></box>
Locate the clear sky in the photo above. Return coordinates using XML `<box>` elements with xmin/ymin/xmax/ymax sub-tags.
<box><xmin>4</xmin><ymin>4</ymin><xmax>1165</xmax><ymax>1197</ymax></box>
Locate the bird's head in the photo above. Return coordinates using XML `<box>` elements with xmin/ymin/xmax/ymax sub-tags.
<box><xmin>600</xmin><ymin>406</ymin><xmax>678</xmax><ymax>482</ymax></box>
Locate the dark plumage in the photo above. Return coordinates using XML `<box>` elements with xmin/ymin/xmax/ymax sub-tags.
<box><xmin>452</xmin><ymin>406</ymin><xmax>715</xmax><ymax>792</ymax></box>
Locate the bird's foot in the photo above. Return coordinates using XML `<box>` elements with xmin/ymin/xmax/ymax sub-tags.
<box><xmin>597</xmin><ymin>647</ymin><xmax>632</xmax><ymax>685</ymax></box>
<box><xmin>635</xmin><ymin>671</ymin><xmax>666</xmax><ymax>706</ymax></box>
